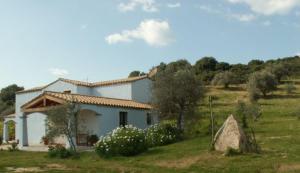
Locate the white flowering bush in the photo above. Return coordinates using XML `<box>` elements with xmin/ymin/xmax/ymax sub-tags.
<box><xmin>145</xmin><ymin>123</ymin><xmax>182</xmax><ymax>147</ymax></box>
<box><xmin>95</xmin><ymin>125</ymin><xmax>147</xmax><ymax>157</ymax></box>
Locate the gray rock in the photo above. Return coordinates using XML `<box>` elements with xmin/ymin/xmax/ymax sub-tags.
<box><xmin>214</xmin><ymin>115</ymin><xmax>248</xmax><ymax>152</ymax></box>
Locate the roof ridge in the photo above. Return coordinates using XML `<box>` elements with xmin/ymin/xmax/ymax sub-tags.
<box><xmin>17</xmin><ymin>75</ymin><xmax>150</xmax><ymax>94</ymax></box>
<box><xmin>90</xmin><ymin>75</ymin><xmax>149</xmax><ymax>86</ymax></box>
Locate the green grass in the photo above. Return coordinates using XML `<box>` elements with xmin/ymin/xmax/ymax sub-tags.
<box><xmin>1</xmin><ymin>84</ymin><xmax>300</xmax><ymax>173</ymax></box>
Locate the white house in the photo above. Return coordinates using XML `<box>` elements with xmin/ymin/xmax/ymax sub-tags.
<box><xmin>2</xmin><ymin>74</ymin><xmax>158</xmax><ymax>148</ymax></box>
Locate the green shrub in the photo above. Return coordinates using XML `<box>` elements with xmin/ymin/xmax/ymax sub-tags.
<box><xmin>95</xmin><ymin>125</ymin><xmax>147</xmax><ymax>157</ymax></box>
<box><xmin>145</xmin><ymin>123</ymin><xmax>182</xmax><ymax>147</ymax></box>
<box><xmin>48</xmin><ymin>144</ymin><xmax>74</xmax><ymax>159</ymax></box>
<box><xmin>0</xmin><ymin>137</ymin><xmax>2</xmax><ymax>146</ymax></box>
<box><xmin>8</xmin><ymin>142</ymin><xmax>18</xmax><ymax>152</ymax></box>
<box><xmin>236</xmin><ymin>100</ymin><xmax>262</xmax><ymax>128</ymax></box>
<box><xmin>224</xmin><ymin>147</ymin><xmax>241</xmax><ymax>157</ymax></box>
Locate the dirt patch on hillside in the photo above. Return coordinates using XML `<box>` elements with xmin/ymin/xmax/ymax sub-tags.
<box><xmin>267</xmin><ymin>135</ymin><xmax>291</xmax><ymax>140</ymax></box>
<box><xmin>106</xmin><ymin>162</ymin><xmax>137</xmax><ymax>173</ymax></box>
<box><xmin>155</xmin><ymin>154</ymin><xmax>217</xmax><ymax>169</ymax></box>
<box><xmin>277</xmin><ymin>163</ymin><xmax>300</xmax><ymax>172</ymax></box>
<box><xmin>6</xmin><ymin>167</ymin><xmax>43</xmax><ymax>172</ymax></box>
<box><xmin>5</xmin><ymin>164</ymin><xmax>71</xmax><ymax>172</ymax></box>
<box><xmin>156</xmin><ymin>156</ymin><xmax>201</xmax><ymax>169</ymax></box>
<box><xmin>46</xmin><ymin>164</ymin><xmax>71</xmax><ymax>171</ymax></box>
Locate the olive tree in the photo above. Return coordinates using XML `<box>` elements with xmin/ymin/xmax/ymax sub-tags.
<box><xmin>247</xmin><ymin>71</ymin><xmax>277</xmax><ymax>97</ymax></box>
<box><xmin>211</xmin><ymin>71</ymin><xmax>235</xmax><ymax>88</ymax></box>
<box><xmin>45</xmin><ymin>102</ymin><xmax>80</xmax><ymax>152</ymax></box>
<box><xmin>265</xmin><ymin>63</ymin><xmax>289</xmax><ymax>83</ymax></box>
<box><xmin>152</xmin><ymin>62</ymin><xmax>205</xmax><ymax>131</ymax></box>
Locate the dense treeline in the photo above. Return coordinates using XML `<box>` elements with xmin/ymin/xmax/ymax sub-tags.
<box><xmin>172</xmin><ymin>56</ymin><xmax>299</xmax><ymax>84</ymax></box>
<box><xmin>0</xmin><ymin>85</ymin><xmax>24</xmax><ymax>118</ymax></box>
<box><xmin>131</xmin><ymin>56</ymin><xmax>300</xmax><ymax>84</ymax></box>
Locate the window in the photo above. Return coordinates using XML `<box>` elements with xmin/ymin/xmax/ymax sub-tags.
<box><xmin>119</xmin><ymin>112</ymin><xmax>128</xmax><ymax>127</ymax></box>
<box><xmin>146</xmin><ymin>113</ymin><xmax>152</xmax><ymax>125</ymax></box>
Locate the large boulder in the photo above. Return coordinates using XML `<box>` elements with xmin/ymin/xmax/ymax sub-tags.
<box><xmin>214</xmin><ymin>115</ymin><xmax>248</xmax><ymax>152</ymax></box>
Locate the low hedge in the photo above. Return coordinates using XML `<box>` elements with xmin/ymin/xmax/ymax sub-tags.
<box><xmin>95</xmin><ymin>125</ymin><xmax>147</xmax><ymax>157</ymax></box>
<box><xmin>145</xmin><ymin>123</ymin><xmax>182</xmax><ymax>147</ymax></box>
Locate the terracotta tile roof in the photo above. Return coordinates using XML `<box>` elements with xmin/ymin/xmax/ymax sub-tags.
<box><xmin>60</xmin><ymin>75</ymin><xmax>149</xmax><ymax>87</ymax></box>
<box><xmin>91</xmin><ymin>75</ymin><xmax>148</xmax><ymax>87</ymax></box>
<box><xmin>36</xmin><ymin>91</ymin><xmax>152</xmax><ymax>110</ymax></box>
<box><xmin>17</xmin><ymin>75</ymin><xmax>149</xmax><ymax>94</ymax></box>
<box><xmin>59</xmin><ymin>78</ymin><xmax>92</xmax><ymax>87</ymax></box>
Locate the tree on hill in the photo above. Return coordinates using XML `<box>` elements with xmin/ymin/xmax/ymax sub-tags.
<box><xmin>0</xmin><ymin>84</ymin><xmax>24</xmax><ymax>105</ymax></box>
<box><xmin>167</xmin><ymin>59</ymin><xmax>192</xmax><ymax>71</ymax></box>
<box><xmin>211</xmin><ymin>71</ymin><xmax>235</xmax><ymax>88</ymax></box>
<box><xmin>248</xmin><ymin>59</ymin><xmax>265</xmax><ymax>72</ymax></box>
<box><xmin>194</xmin><ymin>57</ymin><xmax>218</xmax><ymax>72</ymax></box>
<box><xmin>0</xmin><ymin>84</ymin><xmax>24</xmax><ymax>116</ymax></box>
<box><xmin>247</xmin><ymin>71</ymin><xmax>277</xmax><ymax>97</ymax></box>
<box><xmin>194</xmin><ymin>57</ymin><xmax>218</xmax><ymax>83</ymax></box>
<box><xmin>265</xmin><ymin>63</ymin><xmax>288</xmax><ymax>83</ymax></box>
<box><xmin>128</xmin><ymin>71</ymin><xmax>146</xmax><ymax>77</ymax></box>
<box><xmin>216</xmin><ymin>62</ymin><xmax>231</xmax><ymax>71</ymax></box>
<box><xmin>152</xmin><ymin>60</ymin><xmax>205</xmax><ymax>131</ymax></box>
<box><xmin>247</xmin><ymin>76</ymin><xmax>260</xmax><ymax>103</ymax></box>
<box><xmin>229</xmin><ymin>64</ymin><xmax>249</xmax><ymax>84</ymax></box>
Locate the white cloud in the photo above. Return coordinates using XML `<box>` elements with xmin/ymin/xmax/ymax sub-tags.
<box><xmin>262</xmin><ymin>20</ymin><xmax>272</xmax><ymax>26</ymax></box>
<box><xmin>167</xmin><ymin>2</ymin><xmax>181</xmax><ymax>8</ymax></box>
<box><xmin>198</xmin><ymin>4</ymin><xmax>256</xmax><ymax>22</ymax></box>
<box><xmin>118</xmin><ymin>0</ymin><xmax>158</xmax><ymax>12</ymax></box>
<box><xmin>230</xmin><ymin>13</ymin><xmax>256</xmax><ymax>22</ymax></box>
<box><xmin>105</xmin><ymin>19</ymin><xmax>173</xmax><ymax>47</ymax></box>
<box><xmin>49</xmin><ymin>68</ymin><xmax>69</xmax><ymax>77</ymax></box>
<box><xmin>198</xmin><ymin>5</ymin><xmax>221</xmax><ymax>14</ymax></box>
<box><xmin>296</xmin><ymin>52</ymin><xmax>300</xmax><ymax>56</ymax></box>
<box><xmin>227</xmin><ymin>0</ymin><xmax>300</xmax><ymax>15</ymax></box>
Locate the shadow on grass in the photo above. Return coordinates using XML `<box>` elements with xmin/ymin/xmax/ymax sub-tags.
<box><xmin>263</xmin><ymin>94</ymin><xmax>300</xmax><ymax>100</ymax></box>
<box><xmin>143</xmin><ymin>148</ymin><xmax>165</xmax><ymax>156</ymax></box>
<box><xmin>213</xmin><ymin>86</ymin><xmax>245</xmax><ymax>92</ymax></box>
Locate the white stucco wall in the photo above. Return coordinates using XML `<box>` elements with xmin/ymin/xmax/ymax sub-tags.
<box><xmin>26</xmin><ymin>112</ymin><xmax>47</xmax><ymax>146</ymax></box>
<box><xmin>80</xmin><ymin>104</ymin><xmax>158</xmax><ymax>137</ymax></box>
<box><xmin>92</xmin><ymin>83</ymin><xmax>132</xmax><ymax>100</ymax></box>
<box><xmin>44</xmin><ymin>80</ymin><xmax>77</xmax><ymax>93</ymax></box>
<box><xmin>77</xmin><ymin>86</ymin><xmax>92</xmax><ymax>95</ymax></box>
<box><xmin>15</xmin><ymin>91</ymin><xmax>43</xmax><ymax>146</ymax></box>
<box><xmin>131</xmin><ymin>78</ymin><xmax>152</xmax><ymax>103</ymax></box>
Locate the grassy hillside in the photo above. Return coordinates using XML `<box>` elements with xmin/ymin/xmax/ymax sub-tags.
<box><xmin>0</xmin><ymin>84</ymin><xmax>300</xmax><ymax>173</ymax></box>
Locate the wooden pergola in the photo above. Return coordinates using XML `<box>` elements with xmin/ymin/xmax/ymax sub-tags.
<box><xmin>21</xmin><ymin>95</ymin><xmax>67</xmax><ymax>113</ymax></box>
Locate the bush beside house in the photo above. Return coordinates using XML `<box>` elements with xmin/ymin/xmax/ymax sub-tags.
<box><xmin>95</xmin><ymin>125</ymin><xmax>148</xmax><ymax>157</ymax></box>
<box><xmin>145</xmin><ymin>123</ymin><xmax>182</xmax><ymax>147</ymax></box>
<box><xmin>48</xmin><ymin>144</ymin><xmax>74</xmax><ymax>159</ymax></box>
<box><xmin>95</xmin><ymin>123</ymin><xmax>182</xmax><ymax>157</ymax></box>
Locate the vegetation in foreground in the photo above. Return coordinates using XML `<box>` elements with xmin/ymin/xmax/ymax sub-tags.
<box><xmin>0</xmin><ymin>83</ymin><xmax>300</xmax><ymax>173</ymax></box>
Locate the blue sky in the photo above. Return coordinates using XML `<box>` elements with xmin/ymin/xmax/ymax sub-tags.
<box><xmin>0</xmin><ymin>0</ymin><xmax>300</xmax><ymax>89</ymax></box>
